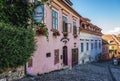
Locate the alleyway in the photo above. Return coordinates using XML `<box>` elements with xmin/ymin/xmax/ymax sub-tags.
<box><xmin>16</xmin><ymin>61</ymin><xmax>120</xmax><ymax>81</ymax></box>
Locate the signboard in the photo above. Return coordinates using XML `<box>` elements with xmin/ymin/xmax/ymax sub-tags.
<box><xmin>33</xmin><ymin>5</ymin><xmax>44</xmax><ymax>24</ymax></box>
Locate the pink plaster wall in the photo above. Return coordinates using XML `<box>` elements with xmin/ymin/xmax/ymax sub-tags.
<box><xmin>27</xmin><ymin>2</ymin><xmax>80</xmax><ymax>75</ymax></box>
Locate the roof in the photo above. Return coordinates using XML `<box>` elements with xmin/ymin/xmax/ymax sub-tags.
<box><xmin>52</xmin><ymin>0</ymin><xmax>81</xmax><ymax>18</ymax></box>
<box><xmin>102</xmin><ymin>34</ymin><xmax>119</xmax><ymax>45</ymax></box>
<box><xmin>63</xmin><ymin>0</ymin><xmax>73</xmax><ymax>6</ymax></box>
<box><xmin>80</xmin><ymin>17</ymin><xmax>90</xmax><ymax>22</ymax></box>
<box><xmin>102</xmin><ymin>39</ymin><xmax>109</xmax><ymax>45</ymax></box>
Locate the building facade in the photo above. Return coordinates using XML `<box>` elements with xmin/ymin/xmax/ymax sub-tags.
<box><xmin>101</xmin><ymin>39</ymin><xmax>109</xmax><ymax>60</ymax></box>
<box><xmin>27</xmin><ymin>0</ymin><xmax>81</xmax><ymax>75</ymax></box>
<box><xmin>79</xmin><ymin>17</ymin><xmax>102</xmax><ymax>64</ymax></box>
<box><xmin>102</xmin><ymin>34</ymin><xmax>120</xmax><ymax>59</ymax></box>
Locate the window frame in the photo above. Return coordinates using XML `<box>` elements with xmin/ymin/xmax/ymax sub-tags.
<box><xmin>52</xmin><ymin>9</ymin><xmax>58</xmax><ymax>30</ymax></box>
<box><xmin>81</xmin><ymin>43</ymin><xmax>84</xmax><ymax>52</ymax></box>
<box><xmin>73</xmin><ymin>21</ymin><xmax>77</xmax><ymax>35</ymax></box>
<box><xmin>62</xmin><ymin>16</ymin><xmax>68</xmax><ymax>32</ymax></box>
<box><xmin>86</xmin><ymin>43</ymin><xmax>89</xmax><ymax>51</ymax></box>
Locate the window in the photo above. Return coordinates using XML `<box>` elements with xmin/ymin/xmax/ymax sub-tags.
<box><xmin>73</xmin><ymin>22</ymin><xmax>77</xmax><ymax>35</ymax></box>
<box><xmin>86</xmin><ymin>43</ymin><xmax>89</xmax><ymax>51</ymax></box>
<box><xmin>54</xmin><ymin>49</ymin><xmax>59</xmax><ymax>64</ymax></box>
<box><xmin>63</xmin><ymin>16</ymin><xmax>68</xmax><ymax>32</ymax></box>
<box><xmin>99</xmin><ymin>42</ymin><xmax>101</xmax><ymax>48</ymax></box>
<box><xmin>81</xmin><ymin>43</ymin><xmax>84</xmax><ymax>52</ymax></box>
<box><xmin>28</xmin><ymin>58</ymin><xmax>32</xmax><ymax>67</ymax></box>
<box><xmin>46</xmin><ymin>53</ymin><xmax>51</xmax><ymax>57</ymax></box>
<box><xmin>81</xmin><ymin>23</ymin><xmax>86</xmax><ymax>29</ymax></box>
<box><xmin>91</xmin><ymin>43</ymin><xmax>93</xmax><ymax>49</ymax></box>
<box><xmin>52</xmin><ymin>10</ymin><xmax>58</xmax><ymax>30</ymax></box>
<box><xmin>95</xmin><ymin>41</ymin><xmax>97</xmax><ymax>49</ymax></box>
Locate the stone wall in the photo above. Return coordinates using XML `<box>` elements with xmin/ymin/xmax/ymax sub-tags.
<box><xmin>0</xmin><ymin>66</ymin><xmax>25</xmax><ymax>81</ymax></box>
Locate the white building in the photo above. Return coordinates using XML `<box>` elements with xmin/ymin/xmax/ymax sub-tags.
<box><xmin>79</xmin><ymin>17</ymin><xmax>102</xmax><ymax>64</ymax></box>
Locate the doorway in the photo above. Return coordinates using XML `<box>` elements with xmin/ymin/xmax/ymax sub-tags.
<box><xmin>63</xmin><ymin>46</ymin><xmax>68</xmax><ymax>66</ymax></box>
<box><xmin>72</xmin><ymin>48</ymin><xmax>78</xmax><ymax>66</ymax></box>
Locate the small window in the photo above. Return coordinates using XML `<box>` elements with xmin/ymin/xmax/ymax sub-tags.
<box><xmin>73</xmin><ymin>22</ymin><xmax>77</xmax><ymax>35</ymax></box>
<box><xmin>99</xmin><ymin>42</ymin><xmax>101</xmax><ymax>48</ymax></box>
<box><xmin>46</xmin><ymin>53</ymin><xmax>51</xmax><ymax>57</ymax></box>
<box><xmin>86</xmin><ymin>43</ymin><xmax>89</xmax><ymax>51</ymax></box>
<box><xmin>95</xmin><ymin>41</ymin><xmax>97</xmax><ymax>49</ymax></box>
<box><xmin>91</xmin><ymin>43</ymin><xmax>93</xmax><ymax>49</ymax></box>
<box><xmin>81</xmin><ymin>43</ymin><xmax>84</xmax><ymax>52</ymax></box>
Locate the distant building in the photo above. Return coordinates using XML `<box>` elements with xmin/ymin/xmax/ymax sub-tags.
<box><xmin>102</xmin><ymin>34</ymin><xmax>120</xmax><ymax>59</ymax></box>
<box><xmin>79</xmin><ymin>17</ymin><xmax>102</xmax><ymax>64</ymax></box>
<box><xmin>101</xmin><ymin>39</ymin><xmax>109</xmax><ymax>60</ymax></box>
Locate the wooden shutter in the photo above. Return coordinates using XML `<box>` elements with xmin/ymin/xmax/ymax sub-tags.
<box><xmin>73</xmin><ymin>26</ymin><xmax>77</xmax><ymax>35</ymax></box>
<box><xmin>28</xmin><ymin>58</ymin><xmax>32</xmax><ymax>67</ymax></box>
<box><xmin>54</xmin><ymin>49</ymin><xmax>59</xmax><ymax>64</ymax></box>
<box><xmin>72</xmin><ymin>48</ymin><xmax>78</xmax><ymax>66</ymax></box>
<box><xmin>63</xmin><ymin>21</ymin><xmax>68</xmax><ymax>33</ymax></box>
<box><xmin>65</xmin><ymin>23</ymin><xmax>68</xmax><ymax>32</ymax></box>
<box><xmin>68</xmin><ymin>23</ymin><xmax>72</xmax><ymax>33</ymax></box>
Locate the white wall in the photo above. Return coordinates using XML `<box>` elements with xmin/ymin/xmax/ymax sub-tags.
<box><xmin>79</xmin><ymin>32</ymin><xmax>102</xmax><ymax>64</ymax></box>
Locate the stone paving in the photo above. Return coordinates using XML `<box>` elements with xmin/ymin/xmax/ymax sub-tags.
<box><xmin>111</xmin><ymin>67</ymin><xmax>120</xmax><ymax>81</ymax></box>
<box><xmin>16</xmin><ymin>62</ymin><xmax>117</xmax><ymax>81</ymax></box>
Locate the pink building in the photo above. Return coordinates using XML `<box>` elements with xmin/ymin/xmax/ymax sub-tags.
<box><xmin>27</xmin><ymin>0</ymin><xmax>81</xmax><ymax>75</ymax></box>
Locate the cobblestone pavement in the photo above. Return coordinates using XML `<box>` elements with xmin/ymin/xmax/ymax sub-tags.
<box><xmin>16</xmin><ymin>61</ymin><xmax>120</xmax><ymax>81</ymax></box>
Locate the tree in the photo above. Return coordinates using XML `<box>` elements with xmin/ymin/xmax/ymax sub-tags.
<box><xmin>0</xmin><ymin>0</ymin><xmax>49</xmax><ymax>72</ymax></box>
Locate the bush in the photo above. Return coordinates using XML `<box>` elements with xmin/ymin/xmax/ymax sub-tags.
<box><xmin>0</xmin><ymin>22</ymin><xmax>35</xmax><ymax>72</ymax></box>
<box><xmin>0</xmin><ymin>0</ymin><xmax>33</xmax><ymax>28</ymax></box>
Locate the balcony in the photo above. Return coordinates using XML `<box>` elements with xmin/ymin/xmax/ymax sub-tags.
<box><xmin>79</xmin><ymin>26</ymin><xmax>102</xmax><ymax>36</ymax></box>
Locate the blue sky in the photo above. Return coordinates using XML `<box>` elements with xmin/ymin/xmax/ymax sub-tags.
<box><xmin>71</xmin><ymin>0</ymin><xmax>120</xmax><ymax>34</ymax></box>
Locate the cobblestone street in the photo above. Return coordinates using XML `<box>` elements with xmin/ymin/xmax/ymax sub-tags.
<box><xmin>16</xmin><ymin>61</ymin><xmax>120</xmax><ymax>81</ymax></box>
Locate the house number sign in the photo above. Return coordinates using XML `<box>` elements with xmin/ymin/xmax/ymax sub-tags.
<box><xmin>33</xmin><ymin>4</ymin><xmax>44</xmax><ymax>24</ymax></box>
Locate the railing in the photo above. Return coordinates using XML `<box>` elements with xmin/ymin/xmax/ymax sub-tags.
<box><xmin>79</xmin><ymin>27</ymin><xmax>102</xmax><ymax>36</ymax></box>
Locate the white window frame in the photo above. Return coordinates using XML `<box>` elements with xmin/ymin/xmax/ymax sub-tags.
<box><xmin>52</xmin><ymin>9</ymin><xmax>59</xmax><ymax>30</ymax></box>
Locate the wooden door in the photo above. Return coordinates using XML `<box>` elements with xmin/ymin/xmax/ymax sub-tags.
<box><xmin>72</xmin><ymin>48</ymin><xmax>78</xmax><ymax>66</ymax></box>
<box><xmin>63</xmin><ymin>46</ymin><xmax>68</xmax><ymax>66</ymax></box>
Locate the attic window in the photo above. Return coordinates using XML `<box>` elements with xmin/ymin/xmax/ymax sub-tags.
<box><xmin>63</xmin><ymin>0</ymin><xmax>73</xmax><ymax>6</ymax></box>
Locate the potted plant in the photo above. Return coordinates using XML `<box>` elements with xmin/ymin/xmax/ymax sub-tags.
<box><xmin>51</xmin><ymin>29</ymin><xmax>60</xmax><ymax>36</ymax></box>
<box><xmin>35</xmin><ymin>23</ymin><xmax>49</xmax><ymax>39</ymax></box>
<box><xmin>36</xmin><ymin>26</ymin><xmax>48</xmax><ymax>35</ymax></box>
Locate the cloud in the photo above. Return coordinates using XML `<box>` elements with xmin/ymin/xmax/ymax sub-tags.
<box><xmin>104</xmin><ymin>27</ymin><xmax>120</xmax><ymax>35</ymax></box>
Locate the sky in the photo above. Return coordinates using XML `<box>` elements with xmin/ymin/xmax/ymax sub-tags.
<box><xmin>71</xmin><ymin>0</ymin><xmax>120</xmax><ymax>35</ymax></box>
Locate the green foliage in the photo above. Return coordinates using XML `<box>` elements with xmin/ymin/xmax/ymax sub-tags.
<box><xmin>0</xmin><ymin>0</ymin><xmax>34</xmax><ymax>28</ymax></box>
<box><xmin>36</xmin><ymin>23</ymin><xmax>49</xmax><ymax>39</ymax></box>
<box><xmin>0</xmin><ymin>0</ymin><xmax>48</xmax><ymax>72</ymax></box>
<box><xmin>0</xmin><ymin>22</ymin><xmax>35</xmax><ymax>72</ymax></box>
<box><xmin>0</xmin><ymin>0</ymin><xmax>48</xmax><ymax>28</ymax></box>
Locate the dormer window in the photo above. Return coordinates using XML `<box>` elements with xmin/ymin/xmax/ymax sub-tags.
<box><xmin>63</xmin><ymin>0</ymin><xmax>73</xmax><ymax>6</ymax></box>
